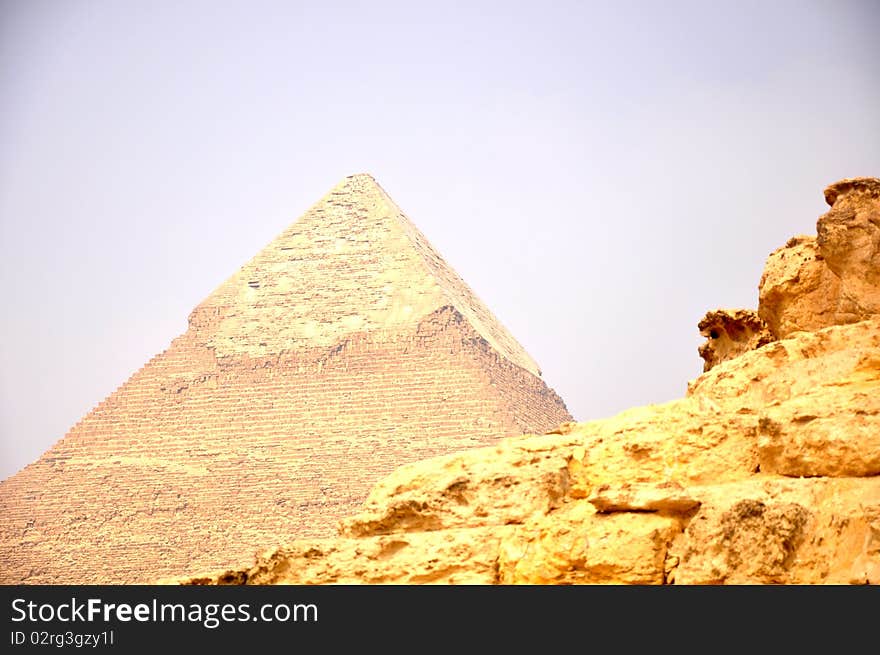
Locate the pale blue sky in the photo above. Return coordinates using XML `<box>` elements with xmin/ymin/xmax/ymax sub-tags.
<box><xmin>1</xmin><ymin>0</ymin><xmax>878</xmax><ymax>479</ymax></box>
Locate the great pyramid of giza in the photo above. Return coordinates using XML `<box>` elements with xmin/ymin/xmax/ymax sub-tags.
<box><xmin>0</xmin><ymin>173</ymin><xmax>571</xmax><ymax>583</ymax></box>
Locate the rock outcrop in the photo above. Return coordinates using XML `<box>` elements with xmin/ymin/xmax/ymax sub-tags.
<box><xmin>757</xmin><ymin>176</ymin><xmax>880</xmax><ymax>340</ymax></box>
<box><xmin>816</xmin><ymin>177</ymin><xmax>880</xmax><ymax>321</ymax></box>
<box><xmin>757</xmin><ymin>235</ymin><xmax>842</xmax><ymax>338</ymax></box>
<box><xmin>697</xmin><ymin>309</ymin><xmax>774</xmax><ymax>372</ymax></box>
<box><xmin>176</xmin><ymin>177</ymin><xmax>880</xmax><ymax>585</ymax></box>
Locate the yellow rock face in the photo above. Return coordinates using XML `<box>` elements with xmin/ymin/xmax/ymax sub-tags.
<box><xmin>757</xmin><ymin>178</ymin><xmax>880</xmax><ymax>338</ymax></box>
<box><xmin>758</xmin><ymin>235</ymin><xmax>843</xmax><ymax>338</ymax></box>
<box><xmin>497</xmin><ymin>501</ymin><xmax>681</xmax><ymax>585</ymax></box>
<box><xmin>176</xmin><ymin>178</ymin><xmax>880</xmax><ymax>586</ymax></box>
<box><xmin>817</xmin><ymin>177</ymin><xmax>880</xmax><ymax>320</ymax></box>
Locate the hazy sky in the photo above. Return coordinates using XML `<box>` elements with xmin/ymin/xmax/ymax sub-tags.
<box><xmin>1</xmin><ymin>0</ymin><xmax>878</xmax><ymax>480</ymax></box>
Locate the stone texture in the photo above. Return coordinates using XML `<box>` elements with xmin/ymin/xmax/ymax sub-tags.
<box><xmin>816</xmin><ymin>177</ymin><xmax>880</xmax><ymax>320</ymax></box>
<box><xmin>757</xmin><ymin>177</ymin><xmax>880</xmax><ymax>340</ymax></box>
<box><xmin>668</xmin><ymin>478</ymin><xmax>880</xmax><ymax>584</ymax></box>
<box><xmin>175</xmin><ymin>177</ymin><xmax>880</xmax><ymax>586</ymax></box>
<box><xmin>0</xmin><ymin>174</ymin><xmax>571</xmax><ymax>584</ymax></box>
<box><xmin>497</xmin><ymin>501</ymin><xmax>682</xmax><ymax>584</ymax></box>
<box><xmin>182</xmin><ymin>527</ymin><xmax>513</xmax><ymax>585</ymax></box>
<box><xmin>758</xmin><ymin>378</ymin><xmax>880</xmax><ymax>477</ymax></box>
<box><xmin>697</xmin><ymin>309</ymin><xmax>774</xmax><ymax>371</ymax></box>
<box><xmin>588</xmin><ymin>481</ymin><xmax>701</xmax><ymax>514</ymax></box>
<box><xmin>758</xmin><ymin>235</ymin><xmax>843</xmax><ymax>338</ymax></box>
<box><xmin>687</xmin><ymin>316</ymin><xmax>880</xmax><ymax>409</ymax></box>
<box><xmin>340</xmin><ymin>431</ymin><xmax>574</xmax><ymax>537</ymax></box>
<box><xmin>567</xmin><ymin>398</ymin><xmax>763</xmax><ymax>489</ymax></box>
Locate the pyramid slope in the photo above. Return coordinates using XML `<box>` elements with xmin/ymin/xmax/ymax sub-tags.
<box><xmin>0</xmin><ymin>174</ymin><xmax>570</xmax><ymax>583</ymax></box>
<box><xmin>189</xmin><ymin>173</ymin><xmax>540</xmax><ymax>375</ymax></box>
<box><xmin>370</xmin><ymin>176</ymin><xmax>541</xmax><ymax>376</ymax></box>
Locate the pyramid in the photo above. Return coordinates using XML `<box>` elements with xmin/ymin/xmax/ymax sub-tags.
<box><xmin>0</xmin><ymin>174</ymin><xmax>571</xmax><ymax>583</ymax></box>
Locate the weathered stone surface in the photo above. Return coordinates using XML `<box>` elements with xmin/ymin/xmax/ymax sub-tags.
<box><xmin>0</xmin><ymin>174</ymin><xmax>571</xmax><ymax>584</ymax></box>
<box><xmin>340</xmin><ymin>433</ymin><xmax>575</xmax><ymax>537</ymax></box>
<box><xmin>497</xmin><ymin>500</ymin><xmax>682</xmax><ymax>584</ymax></box>
<box><xmin>756</xmin><ymin>178</ymin><xmax>880</xmax><ymax>340</ymax></box>
<box><xmin>817</xmin><ymin>177</ymin><xmax>880</xmax><ymax>320</ymax></box>
<box><xmin>177</xmin><ymin>476</ymin><xmax>880</xmax><ymax>587</ymax></box>
<box><xmin>588</xmin><ymin>481</ymin><xmax>701</xmax><ymax>514</ymax></box>
<box><xmin>341</xmin><ymin>393</ymin><xmax>764</xmax><ymax>540</ymax></box>
<box><xmin>687</xmin><ymin>316</ymin><xmax>880</xmax><ymax>409</ymax></box>
<box><xmin>697</xmin><ymin>309</ymin><xmax>775</xmax><ymax>371</ymax></box>
<box><xmin>668</xmin><ymin>478</ymin><xmax>880</xmax><ymax>584</ymax></box>
<box><xmin>758</xmin><ymin>376</ymin><xmax>880</xmax><ymax>477</ymax></box>
<box><xmin>672</xmin><ymin>496</ymin><xmax>811</xmax><ymax>584</ymax></box>
<box><xmin>567</xmin><ymin>399</ymin><xmax>761</xmax><ymax>490</ymax></box>
<box><xmin>180</xmin><ymin>527</ymin><xmax>513</xmax><ymax>585</ymax></box>
<box><xmin>758</xmin><ymin>235</ymin><xmax>843</xmax><ymax>338</ymax></box>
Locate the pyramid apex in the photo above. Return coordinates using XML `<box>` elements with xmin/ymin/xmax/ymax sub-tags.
<box><xmin>344</xmin><ymin>172</ymin><xmax>379</xmax><ymax>183</ymax></box>
<box><xmin>328</xmin><ymin>173</ymin><xmax>383</xmax><ymax>193</ymax></box>
<box><xmin>191</xmin><ymin>172</ymin><xmax>542</xmax><ymax>376</ymax></box>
